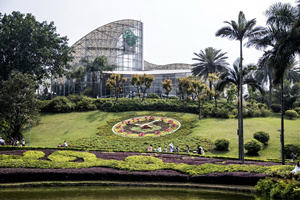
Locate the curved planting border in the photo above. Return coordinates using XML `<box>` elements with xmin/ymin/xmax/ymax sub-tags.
<box><xmin>112</xmin><ymin>116</ymin><xmax>181</xmax><ymax>138</ymax></box>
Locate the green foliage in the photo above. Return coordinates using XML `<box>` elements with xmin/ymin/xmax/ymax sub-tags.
<box><xmin>285</xmin><ymin>144</ymin><xmax>300</xmax><ymax>158</ymax></box>
<box><xmin>295</xmin><ymin>107</ymin><xmax>300</xmax><ymax>114</ymax></box>
<box><xmin>0</xmin><ymin>11</ymin><xmax>73</xmax><ymax>81</ymax></box>
<box><xmin>285</xmin><ymin>110</ymin><xmax>298</xmax><ymax>119</ymax></box>
<box><xmin>69</xmin><ymin>113</ymin><xmax>214</xmax><ymax>152</ymax></box>
<box><xmin>255</xmin><ymin>178</ymin><xmax>300</xmax><ymax>199</ymax></box>
<box><xmin>253</xmin><ymin>131</ymin><xmax>270</xmax><ymax>145</ymax></box>
<box><xmin>0</xmin><ymin>150</ymin><xmax>292</xmax><ymax>177</ymax></box>
<box><xmin>22</xmin><ymin>151</ymin><xmax>45</xmax><ymax>160</ymax></box>
<box><xmin>146</xmin><ymin>93</ymin><xmax>160</xmax><ymax>99</ymax></box>
<box><xmin>270</xmin><ymin>103</ymin><xmax>281</xmax><ymax>113</ymax></box>
<box><xmin>75</xmin><ymin>96</ymin><xmax>97</xmax><ymax>111</ymax></box>
<box><xmin>0</xmin><ymin>74</ymin><xmax>40</xmax><ymax>138</ymax></box>
<box><xmin>45</xmin><ymin>96</ymin><xmax>75</xmax><ymax>113</ymax></box>
<box><xmin>214</xmin><ymin>139</ymin><xmax>230</xmax><ymax>151</ymax></box>
<box><xmin>245</xmin><ymin>139</ymin><xmax>263</xmax><ymax>155</ymax></box>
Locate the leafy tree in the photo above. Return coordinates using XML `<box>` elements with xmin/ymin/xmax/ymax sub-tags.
<box><xmin>106</xmin><ymin>74</ymin><xmax>127</xmax><ymax>105</ymax></box>
<box><xmin>192</xmin><ymin>47</ymin><xmax>228</xmax><ymax>99</ymax></box>
<box><xmin>177</xmin><ymin>77</ymin><xmax>193</xmax><ymax>100</ymax></box>
<box><xmin>0</xmin><ymin>74</ymin><xmax>40</xmax><ymax>139</ymax></box>
<box><xmin>162</xmin><ymin>79</ymin><xmax>173</xmax><ymax>101</ymax></box>
<box><xmin>191</xmin><ymin>79</ymin><xmax>210</xmax><ymax>120</ymax></box>
<box><xmin>83</xmin><ymin>56</ymin><xmax>116</xmax><ymax>98</ymax></box>
<box><xmin>68</xmin><ymin>66</ymin><xmax>86</xmax><ymax>95</ymax></box>
<box><xmin>0</xmin><ymin>11</ymin><xmax>73</xmax><ymax>81</ymax></box>
<box><xmin>226</xmin><ymin>84</ymin><xmax>238</xmax><ymax>104</ymax></box>
<box><xmin>208</xmin><ymin>73</ymin><xmax>222</xmax><ymax>107</ymax></box>
<box><xmin>130</xmin><ymin>74</ymin><xmax>155</xmax><ymax>102</ymax></box>
<box><xmin>216</xmin><ymin>11</ymin><xmax>265</xmax><ymax>163</ymax></box>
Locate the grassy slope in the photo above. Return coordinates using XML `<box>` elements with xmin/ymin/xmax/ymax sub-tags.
<box><xmin>24</xmin><ymin>111</ymin><xmax>299</xmax><ymax>159</ymax></box>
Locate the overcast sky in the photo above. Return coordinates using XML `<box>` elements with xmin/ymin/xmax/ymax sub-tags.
<box><xmin>0</xmin><ymin>0</ymin><xmax>297</xmax><ymax>66</ymax></box>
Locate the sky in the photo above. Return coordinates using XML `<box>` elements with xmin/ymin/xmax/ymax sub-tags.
<box><xmin>0</xmin><ymin>0</ymin><xmax>297</xmax><ymax>66</ymax></box>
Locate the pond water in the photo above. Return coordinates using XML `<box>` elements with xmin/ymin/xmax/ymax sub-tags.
<box><xmin>0</xmin><ymin>186</ymin><xmax>266</xmax><ymax>200</ymax></box>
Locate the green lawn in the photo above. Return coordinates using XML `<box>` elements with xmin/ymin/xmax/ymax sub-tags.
<box><xmin>24</xmin><ymin>111</ymin><xmax>300</xmax><ymax>159</ymax></box>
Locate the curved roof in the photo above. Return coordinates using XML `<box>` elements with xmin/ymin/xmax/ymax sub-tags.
<box><xmin>71</xmin><ymin>19</ymin><xmax>143</xmax><ymax>65</ymax></box>
<box><xmin>144</xmin><ymin>60</ymin><xmax>193</xmax><ymax>71</ymax></box>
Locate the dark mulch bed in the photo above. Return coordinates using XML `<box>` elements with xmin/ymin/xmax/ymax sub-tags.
<box><xmin>0</xmin><ymin>149</ymin><xmax>287</xmax><ymax>185</ymax></box>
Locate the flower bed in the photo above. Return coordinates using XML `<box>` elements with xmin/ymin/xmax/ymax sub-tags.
<box><xmin>112</xmin><ymin>116</ymin><xmax>181</xmax><ymax>138</ymax></box>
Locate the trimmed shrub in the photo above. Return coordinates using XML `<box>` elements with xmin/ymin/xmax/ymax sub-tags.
<box><xmin>260</xmin><ymin>108</ymin><xmax>271</xmax><ymax>117</ymax></box>
<box><xmin>285</xmin><ymin>110</ymin><xmax>298</xmax><ymax>119</ymax></box>
<box><xmin>294</xmin><ymin>107</ymin><xmax>300</xmax><ymax>114</ymax></box>
<box><xmin>46</xmin><ymin>96</ymin><xmax>75</xmax><ymax>113</ymax></box>
<box><xmin>146</xmin><ymin>93</ymin><xmax>160</xmax><ymax>99</ymax></box>
<box><xmin>245</xmin><ymin>139</ymin><xmax>263</xmax><ymax>155</ymax></box>
<box><xmin>253</xmin><ymin>131</ymin><xmax>270</xmax><ymax>145</ymax></box>
<box><xmin>214</xmin><ymin>139</ymin><xmax>230</xmax><ymax>151</ymax></box>
<box><xmin>76</xmin><ymin>96</ymin><xmax>97</xmax><ymax>111</ymax></box>
<box><xmin>270</xmin><ymin>104</ymin><xmax>281</xmax><ymax>113</ymax></box>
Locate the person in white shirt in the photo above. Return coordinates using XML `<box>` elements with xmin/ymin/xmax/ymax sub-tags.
<box><xmin>292</xmin><ymin>161</ymin><xmax>300</xmax><ymax>174</ymax></box>
<box><xmin>158</xmin><ymin>146</ymin><xmax>162</xmax><ymax>152</ymax></box>
<box><xmin>64</xmin><ymin>140</ymin><xmax>68</xmax><ymax>147</ymax></box>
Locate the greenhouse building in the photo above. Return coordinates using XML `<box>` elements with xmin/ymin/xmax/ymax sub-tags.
<box><xmin>51</xmin><ymin>19</ymin><xmax>192</xmax><ymax>97</ymax></box>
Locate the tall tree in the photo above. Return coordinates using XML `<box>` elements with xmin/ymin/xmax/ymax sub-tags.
<box><xmin>216</xmin><ymin>11</ymin><xmax>265</xmax><ymax>163</ymax></box>
<box><xmin>162</xmin><ymin>79</ymin><xmax>173</xmax><ymax>101</ymax></box>
<box><xmin>248</xmin><ymin>2</ymin><xmax>300</xmax><ymax>164</ymax></box>
<box><xmin>0</xmin><ymin>74</ymin><xmax>40</xmax><ymax>139</ymax></box>
<box><xmin>83</xmin><ymin>56</ymin><xmax>116</xmax><ymax>98</ymax></box>
<box><xmin>106</xmin><ymin>74</ymin><xmax>127</xmax><ymax>105</ymax></box>
<box><xmin>130</xmin><ymin>74</ymin><xmax>155</xmax><ymax>102</ymax></box>
<box><xmin>208</xmin><ymin>73</ymin><xmax>222</xmax><ymax>107</ymax></box>
<box><xmin>192</xmin><ymin>47</ymin><xmax>228</xmax><ymax>99</ymax></box>
<box><xmin>0</xmin><ymin>11</ymin><xmax>73</xmax><ymax>81</ymax></box>
<box><xmin>191</xmin><ymin>79</ymin><xmax>210</xmax><ymax>120</ymax></box>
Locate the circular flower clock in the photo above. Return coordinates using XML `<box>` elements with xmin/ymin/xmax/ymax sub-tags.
<box><xmin>112</xmin><ymin>116</ymin><xmax>181</xmax><ymax>138</ymax></box>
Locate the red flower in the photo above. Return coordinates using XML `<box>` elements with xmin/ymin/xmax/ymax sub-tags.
<box><xmin>139</xmin><ymin>132</ymin><xmax>145</xmax><ymax>137</ymax></box>
<box><xmin>168</xmin><ymin>120</ymin><xmax>174</xmax><ymax>124</ymax></box>
<box><xmin>171</xmin><ymin>124</ymin><xmax>177</xmax><ymax>127</ymax></box>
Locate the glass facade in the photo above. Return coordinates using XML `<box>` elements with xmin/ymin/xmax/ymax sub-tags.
<box><xmin>51</xmin><ymin>19</ymin><xmax>193</xmax><ymax>97</ymax></box>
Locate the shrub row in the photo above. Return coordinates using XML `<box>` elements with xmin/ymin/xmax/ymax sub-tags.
<box><xmin>0</xmin><ymin>150</ymin><xmax>292</xmax><ymax>176</ymax></box>
<box><xmin>39</xmin><ymin>96</ymin><xmax>270</xmax><ymax>118</ymax></box>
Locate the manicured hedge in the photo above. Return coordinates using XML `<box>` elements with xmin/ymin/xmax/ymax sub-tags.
<box><xmin>0</xmin><ymin>150</ymin><xmax>292</xmax><ymax>176</ymax></box>
<box><xmin>39</xmin><ymin>96</ymin><xmax>270</xmax><ymax>118</ymax></box>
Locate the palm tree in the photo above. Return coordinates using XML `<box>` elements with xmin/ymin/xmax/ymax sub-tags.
<box><xmin>218</xmin><ymin>59</ymin><xmax>263</xmax><ymax>101</ymax></box>
<box><xmin>83</xmin><ymin>56</ymin><xmax>116</xmax><ymax>98</ymax></box>
<box><xmin>192</xmin><ymin>47</ymin><xmax>228</xmax><ymax>99</ymax></box>
<box><xmin>216</xmin><ymin>11</ymin><xmax>265</xmax><ymax>163</ymax></box>
<box><xmin>247</xmin><ymin>2</ymin><xmax>300</xmax><ymax>165</ymax></box>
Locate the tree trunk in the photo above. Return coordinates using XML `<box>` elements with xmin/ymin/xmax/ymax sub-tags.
<box><xmin>280</xmin><ymin>79</ymin><xmax>285</xmax><ymax>165</ymax></box>
<box><xmin>239</xmin><ymin>39</ymin><xmax>244</xmax><ymax>164</ymax></box>
<box><xmin>209</xmin><ymin>80</ymin><xmax>213</xmax><ymax>100</ymax></box>
<box><xmin>268</xmin><ymin>72</ymin><xmax>273</xmax><ymax>109</ymax></box>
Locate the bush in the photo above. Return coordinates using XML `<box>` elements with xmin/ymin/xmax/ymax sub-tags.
<box><xmin>214</xmin><ymin>139</ymin><xmax>230</xmax><ymax>151</ymax></box>
<box><xmin>46</xmin><ymin>96</ymin><xmax>75</xmax><ymax>113</ymax></box>
<box><xmin>285</xmin><ymin>144</ymin><xmax>300</xmax><ymax>159</ymax></box>
<box><xmin>244</xmin><ymin>139</ymin><xmax>263</xmax><ymax>155</ymax></box>
<box><xmin>285</xmin><ymin>110</ymin><xmax>298</xmax><ymax>119</ymax></box>
<box><xmin>260</xmin><ymin>108</ymin><xmax>271</xmax><ymax>117</ymax></box>
<box><xmin>253</xmin><ymin>131</ymin><xmax>270</xmax><ymax>145</ymax></box>
<box><xmin>146</xmin><ymin>93</ymin><xmax>160</xmax><ymax>99</ymax></box>
<box><xmin>76</xmin><ymin>96</ymin><xmax>97</xmax><ymax>111</ymax></box>
<box><xmin>294</xmin><ymin>107</ymin><xmax>300</xmax><ymax>114</ymax></box>
<box><xmin>270</xmin><ymin>103</ymin><xmax>281</xmax><ymax>113</ymax></box>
